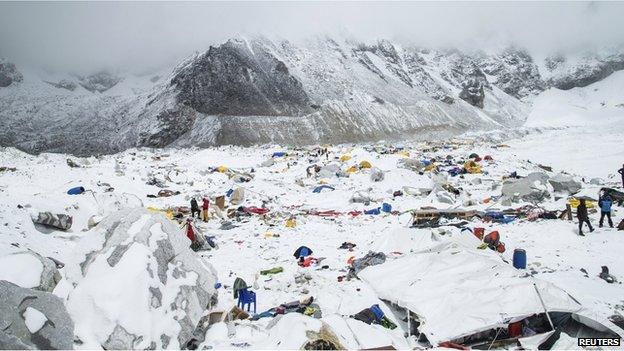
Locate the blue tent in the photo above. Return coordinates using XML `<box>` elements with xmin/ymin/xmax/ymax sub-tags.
<box><xmin>313</xmin><ymin>185</ymin><xmax>335</xmax><ymax>193</ymax></box>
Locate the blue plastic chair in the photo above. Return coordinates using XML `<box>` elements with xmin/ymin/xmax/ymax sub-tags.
<box><xmin>237</xmin><ymin>288</ymin><xmax>256</xmax><ymax>314</ymax></box>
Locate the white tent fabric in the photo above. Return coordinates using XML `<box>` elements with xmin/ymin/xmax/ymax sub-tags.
<box><xmin>359</xmin><ymin>239</ymin><xmax>583</xmax><ymax>346</ymax></box>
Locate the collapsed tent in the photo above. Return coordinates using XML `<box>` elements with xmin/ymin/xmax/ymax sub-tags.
<box><xmin>359</xmin><ymin>237</ymin><xmax>623</xmax><ymax>347</ymax></box>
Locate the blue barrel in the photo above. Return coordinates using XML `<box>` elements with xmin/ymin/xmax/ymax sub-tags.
<box><xmin>382</xmin><ymin>203</ymin><xmax>392</xmax><ymax>213</ymax></box>
<box><xmin>67</xmin><ymin>186</ymin><xmax>85</xmax><ymax>195</ymax></box>
<box><xmin>513</xmin><ymin>249</ymin><xmax>527</xmax><ymax>269</ymax></box>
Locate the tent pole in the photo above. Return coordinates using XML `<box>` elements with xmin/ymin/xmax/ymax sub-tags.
<box><xmin>533</xmin><ymin>282</ymin><xmax>555</xmax><ymax>330</ymax></box>
<box><xmin>407</xmin><ymin>306</ymin><xmax>411</xmax><ymax>339</ymax></box>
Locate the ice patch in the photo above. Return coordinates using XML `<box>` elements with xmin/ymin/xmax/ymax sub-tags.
<box><xmin>23</xmin><ymin>306</ymin><xmax>48</xmax><ymax>334</ymax></box>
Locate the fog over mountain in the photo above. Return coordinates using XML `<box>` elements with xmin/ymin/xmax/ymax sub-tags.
<box><xmin>1</xmin><ymin>1</ymin><xmax>624</xmax><ymax>74</ymax></box>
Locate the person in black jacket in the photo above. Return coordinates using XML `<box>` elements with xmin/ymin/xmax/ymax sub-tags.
<box><xmin>577</xmin><ymin>199</ymin><xmax>594</xmax><ymax>236</ymax></box>
<box><xmin>190</xmin><ymin>198</ymin><xmax>200</xmax><ymax>218</ymax></box>
<box><xmin>619</xmin><ymin>164</ymin><xmax>624</xmax><ymax>188</ymax></box>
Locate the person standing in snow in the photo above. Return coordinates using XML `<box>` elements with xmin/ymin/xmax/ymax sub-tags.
<box><xmin>202</xmin><ymin>198</ymin><xmax>210</xmax><ymax>222</ymax></box>
<box><xmin>190</xmin><ymin>198</ymin><xmax>200</xmax><ymax>218</ymax></box>
<box><xmin>577</xmin><ymin>199</ymin><xmax>594</xmax><ymax>236</ymax></box>
<box><xmin>182</xmin><ymin>217</ymin><xmax>195</xmax><ymax>242</ymax></box>
<box><xmin>619</xmin><ymin>164</ymin><xmax>624</xmax><ymax>188</ymax></box>
<box><xmin>598</xmin><ymin>194</ymin><xmax>614</xmax><ymax>228</ymax></box>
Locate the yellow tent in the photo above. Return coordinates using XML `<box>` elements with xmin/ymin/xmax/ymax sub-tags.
<box><xmin>146</xmin><ymin>207</ymin><xmax>174</xmax><ymax>220</ymax></box>
<box><xmin>568</xmin><ymin>198</ymin><xmax>596</xmax><ymax>209</ymax></box>
<box><xmin>398</xmin><ymin>150</ymin><xmax>410</xmax><ymax>157</ymax></box>
<box><xmin>285</xmin><ymin>218</ymin><xmax>297</xmax><ymax>228</ymax></box>
<box><xmin>463</xmin><ymin>160</ymin><xmax>482</xmax><ymax>174</ymax></box>
<box><xmin>217</xmin><ymin>165</ymin><xmax>229</xmax><ymax>173</ymax></box>
<box><xmin>339</xmin><ymin>154</ymin><xmax>352</xmax><ymax>162</ymax></box>
<box><xmin>347</xmin><ymin>166</ymin><xmax>358</xmax><ymax>173</ymax></box>
<box><xmin>424</xmin><ymin>163</ymin><xmax>438</xmax><ymax>172</ymax></box>
<box><xmin>359</xmin><ymin>160</ymin><xmax>372</xmax><ymax>169</ymax></box>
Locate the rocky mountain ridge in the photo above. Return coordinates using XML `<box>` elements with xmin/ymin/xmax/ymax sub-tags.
<box><xmin>1</xmin><ymin>36</ymin><xmax>623</xmax><ymax>155</ymax></box>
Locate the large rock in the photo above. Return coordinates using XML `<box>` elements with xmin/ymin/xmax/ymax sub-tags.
<box><xmin>0</xmin><ymin>251</ymin><xmax>61</xmax><ymax>292</ymax></box>
<box><xmin>171</xmin><ymin>38</ymin><xmax>313</xmax><ymax>117</ymax></box>
<box><xmin>501</xmin><ymin>172</ymin><xmax>551</xmax><ymax>203</ymax></box>
<box><xmin>65</xmin><ymin>208</ymin><xmax>218</xmax><ymax>349</ymax></box>
<box><xmin>0</xmin><ymin>59</ymin><xmax>23</xmax><ymax>88</ymax></box>
<box><xmin>548</xmin><ymin>173</ymin><xmax>582</xmax><ymax>195</ymax></box>
<box><xmin>0</xmin><ymin>280</ymin><xmax>74</xmax><ymax>349</ymax></box>
<box><xmin>459</xmin><ymin>78</ymin><xmax>486</xmax><ymax>108</ymax></box>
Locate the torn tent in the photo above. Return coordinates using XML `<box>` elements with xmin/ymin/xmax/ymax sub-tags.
<box><xmin>358</xmin><ymin>237</ymin><xmax>622</xmax><ymax>346</ymax></box>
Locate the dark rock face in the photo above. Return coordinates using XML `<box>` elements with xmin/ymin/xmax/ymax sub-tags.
<box><xmin>171</xmin><ymin>39</ymin><xmax>313</xmax><ymax>117</ymax></box>
<box><xmin>459</xmin><ymin>78</ymin><xmax>485</xmax><ymax>108</ymax></box>
<box><xmin>45</xmin><ymin>79</ymin><xmax>78</xmax><ymax>91</ymax></box>
<box><xmin>78</xmin><ymin>71</ymin><xmax>122</xmax><ymax>93</ymax></box>
<box><xmin>137</xmin><ymin>105</ymin><xmax>199</xmax><ymax>147</ymax></box>
<box><xmin>545</xmin><ymin>53</ymin><xmax>624</xmax><ymax>90</ymax></box>
<box><xmin>0</xmin><ymin>60</ymin><xmax>23</xmax><ymax>87</ymax></box>
<box><xmin>479</xmin><ymin>48</ymin><xmax>545</xmax><ymax>99</ymax></box>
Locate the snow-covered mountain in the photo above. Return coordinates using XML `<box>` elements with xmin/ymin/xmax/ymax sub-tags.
<box><xmin>1</xmin><ymin>36</ymin><xmax>624</xmax><ymax>155</ymax></box>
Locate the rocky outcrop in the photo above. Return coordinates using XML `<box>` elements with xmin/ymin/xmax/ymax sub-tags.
<box><xmin>0</xmin><ymin>60</ymin><xmax>23</xmax><ymax>87</ymax></box>
<box><xmin>459</xmin><ymin>78</ymin><xmax>485</xmax><ymax>108</ymax></box>
<box><xmin>78</xmin><ymin>71</ymin><xmax>122</xmax><ymax>93</ymax></box>
<box><xmin>46</xmin><ymin>79</ymin><xmax>78</xmax><ymax>91</ymax></box>
<box><xmin>172</xmin><ymin>38</ymin><xmax>313</xmax><ymax>117</ymax></box>
<box><xmin>65</xmin><ymin>208</ymin><xmax>218</xmax><ymax>349</ymax></box>
<box><xmin>544</xmin><ymin>52</ymin><xmax>624</xmax><ymax>90</ymax></box>
<box><xmin>0</xmin><ymin>280</ymin><xmax>74</xmax><ymax>349</ymax></box>
<box><xmin>479</xmin><ymin>48</ymin><xmax>545</xmax><ymax>99</ymax></box>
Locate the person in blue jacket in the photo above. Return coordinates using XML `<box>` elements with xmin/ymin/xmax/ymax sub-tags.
<box><xmin>598</xmin><ymin>194</ymin><xmax>614</xmax><ymax>228</ymax></box>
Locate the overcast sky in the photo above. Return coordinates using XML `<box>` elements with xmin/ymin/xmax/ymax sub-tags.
<box><xmin>1</xmin><ymin>1</ymin><xmax>623</xmax><ymax>73</ymax></box>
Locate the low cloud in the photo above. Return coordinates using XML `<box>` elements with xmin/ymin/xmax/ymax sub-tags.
<box><xmin>1</xmin><ymin>1</ymin><xmax>623</xmax><ymax>73</ymax></box>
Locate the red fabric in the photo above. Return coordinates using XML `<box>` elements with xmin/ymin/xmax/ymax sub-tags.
<box><xmin>474</xmin><ymin>156</ymin><xmax>482</xmax><ymax>162</ymax></box>
<box><xmin>496</xmin><ymin>242</ymin><xmax>506</xmax><ymax>253</ymax></box>
<box><xmin>508</xmin><ymin>321</ymin><xmax>522</xmax><ymax>338</ymax></box>
<box><xmin>484</xmin><ymin>231</ymin><xmax>500</xmax><ymax>244</ymax></box>
<box><xmin>484</xmin><ymin>155</ymin><xmax>493</xmax><ymax>161</ymax></box>
<box><xmin>438</xmin><ymin>341</ymin><xmax>468</xmax><ymax>350</ymax></box>
<box><xmin>298</xmin><ymin>257</ymin><xmax>317</xmax><ymax>267</ymax></box>
<box><xmin>186</xmin><ymin>224</ymin><xmax>195</xmax><ymax>242</ymax></box>
<box><xmin>245</xmin><ymin>206</ymin><xmax>269</xmax><ymax>215</ymax></box>
<box><xmin>311</xmin><ymin>210</ymin><xmax>341</xmax><ymax>217</ymax></box>
<box><xmin>348</xmin><ymin>211</ymin><xmax>363</xmax><ymax>217</ymax></box>
<box><xmin>473</xmin><ymin>227</ymin><xmax>485</xmax><ymax>240</ymax></box>
<box><xmin>202</xmin><ymin>198</ymin><xmax>210</xmax><ymax>210</ymax></box>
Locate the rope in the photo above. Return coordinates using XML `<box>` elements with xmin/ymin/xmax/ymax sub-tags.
<box><xmin>487</xmin><ymin>326</ymin><xmax>503</xmax><ymax>350</ymax></box>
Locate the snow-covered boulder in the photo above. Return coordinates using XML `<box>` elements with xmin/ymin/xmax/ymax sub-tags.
<box><xmin>548</xmin><ymin>173</ymin><xmax>582</xmax><ymax>195</ymax></box>
<box><xmin>0</xmin><ymin>280</ymin><xmax>74</xmax><ymax>349</ymax></box>
<box><xmin>501</xmin><ymin>172</ymin><xmax>551</xmax><ymax>203</ymax></box>
<box><xmin>65</xmin><ymin>208</ymin><xmax>218</xmax><ymax>349</ymax></box>
<box><xmin>0</xmin><ymin>251</ymin><xmax>61</xmax><ymax>292</ymax></box>
<box><xmin>0</xmin><ymin>59</ymin><xmax>23</xmax><ymax>87</ymax></box>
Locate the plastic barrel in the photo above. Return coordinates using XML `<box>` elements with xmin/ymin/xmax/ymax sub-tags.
<box><xmin>67</xmin><ymin>186</ymin><xmax>85</xmax><ymax>195</ymax></box>
<box><xmin>382</xmin><ymin>203</ymin><xmax>392</xmax><ymax>213</ymax></box>
<box><xmin>513</xmin><ymin>249</ymin><xmax>527</xmax><ymax>269</ymax></box>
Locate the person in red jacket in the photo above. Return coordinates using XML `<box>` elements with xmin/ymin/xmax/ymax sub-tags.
<box><xmin>184</xmin><ymin>217</ymin><xmax>195</xmax><ymax>242</ymax></box>
<box><xmin>202</xmin><ymin>198</ymin><xmax>210</xmax><ymax>222</ymax></box>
